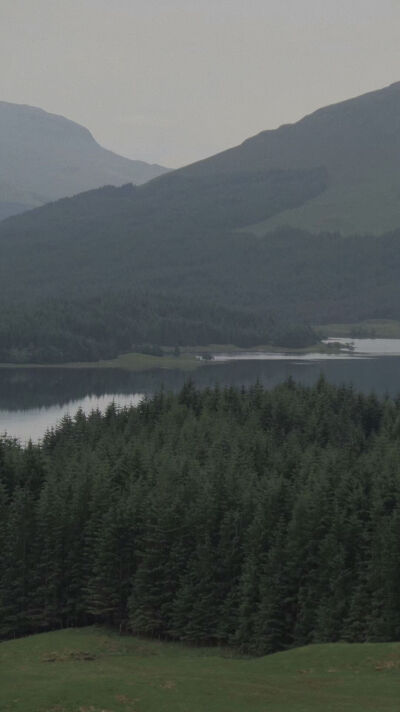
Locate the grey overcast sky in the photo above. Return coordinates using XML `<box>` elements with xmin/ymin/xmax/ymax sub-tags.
<box><xmin>0</xmin><ymin>0</ymin><xmax>399</xmax><ymax>167</ymax></box>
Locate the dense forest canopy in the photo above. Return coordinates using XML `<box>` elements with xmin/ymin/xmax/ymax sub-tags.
<box><xmin>2</xmin><ymin>220</ymin><xmax>400</xmax><ymax>361</ymax></box>
<box><xmin>1</xmin><ymin>380</ymin><xmax>400</xmax><ymax>653</ymax></box>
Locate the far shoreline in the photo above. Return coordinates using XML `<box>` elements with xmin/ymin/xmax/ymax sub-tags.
<box><xmin>0</xmin><ymin>341</ymin><xmax>344</xmax><ymax>373</ymax></box>
<box><xmin>2</xmin><ymin>320</ymin><xmax>400</xmax><ymax>372</ymax></box>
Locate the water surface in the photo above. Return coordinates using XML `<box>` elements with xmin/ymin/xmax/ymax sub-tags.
<box><xmin>2</xmin><ymin>342</ymin><xmax>400</xmax><ymax>442</ymax></box>
<box><xmin>323</xmin><ymin>338</ymin><xmax>400</xmax><ymax>355</ymax></box>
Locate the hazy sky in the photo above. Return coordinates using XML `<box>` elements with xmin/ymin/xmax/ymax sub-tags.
<box><xmin>0</xmin><ymin>0</ymin><xmax>399</xmax><ymax>167</ymax></box>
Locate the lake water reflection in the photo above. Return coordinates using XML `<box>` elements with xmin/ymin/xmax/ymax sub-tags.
<box><xmin>2</xmin><ymin>341</ymin><xmax>400</xmax><ymax>442</ymax></box>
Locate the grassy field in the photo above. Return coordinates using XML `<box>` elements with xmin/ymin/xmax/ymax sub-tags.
<box><xmin>73</xmin><ymin>351</ymin><xmax>200</xmax><ymax>372</ymax></box>
<box><xmin>0</xmin><ymin>351</ymin><xmax>201</xmax><ymax>373</ymax></box>
<box><xmin>242</xmin><ymin>180</ymin><xmax>400</xmax><ymax>237</ymax></box>
<box><xmin>317</xmin><ymin>320</ymin><xmax>400</xmax><ymax>339</ymax></box>
<box><xmin>1</xmin><ymin>627</ymin><xmax>400</xmax><ymax>712</ymax></box>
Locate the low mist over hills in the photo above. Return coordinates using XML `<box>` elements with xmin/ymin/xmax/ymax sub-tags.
<box><xmin>0</xmin><ymin>101</ymin><xmax>169</xmax><ymax>218</ymax></box>
<box><xmin>1</xmin><ymin>82</ymin><xmax>400</xmax><ymax>362</ymax></box>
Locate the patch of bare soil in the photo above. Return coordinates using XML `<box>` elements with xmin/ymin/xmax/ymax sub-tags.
<box><xmin>42</xmin><ymin>650</ymin><xmax>97</xmax><ymax>663</ymax></box>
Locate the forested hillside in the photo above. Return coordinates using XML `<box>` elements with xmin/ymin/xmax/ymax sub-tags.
<box><xmin>2</xmin><ymin>82</ymin><xmax>400</xmax><ymax>362</ymax></box>
<box><xmin>2</xmin><ymin>381</ymin><xmax>400</xmax><ymax>653</ymax></box>
<box><xmin>0</xmin><ymin>171</ymin><xmax>328</xmax><ymax>361</ymax></box>
<box><xmin>2</xmin><ymin>219</ymin><xmax>400</xmax><ymax>361</ymax></box>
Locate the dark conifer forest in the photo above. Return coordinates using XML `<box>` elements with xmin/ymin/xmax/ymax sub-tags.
<box><xmin>3</xmin><ymin>222</ymin><xmax>400</xmax><ymax>362</ymax></box>
<box><xmin>2</xmin><ymin>380</ymin><xmax>400</xmax><ymax>654</ymax></box>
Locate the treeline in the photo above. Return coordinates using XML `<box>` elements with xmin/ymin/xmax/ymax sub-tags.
<box><xmin>2</xmin><ymin>221</ymin><xmax>400</xmax><ymax>361</ymax></box>
<box><xmin>1</xmin><ymin>380</ymin><xmax>400</xmax><ymax>653</ymax></box>
<box><xmin>0</xmin><ymin>293</ymin><xmax>314</xmax><ymax>363</ymax></box>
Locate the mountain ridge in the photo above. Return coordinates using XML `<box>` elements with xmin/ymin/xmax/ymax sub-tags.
<box><xmin>181</xmin><ymin>80</ymin><xmax>400</xmax><ymax>174</ymax></box>
<box><xmin>172</xmin><ymin>81</ymin><xmax>400</xmax><ymax>235</ymax></box>
<box><xmin>0</xmin><ymin>101</ymin><xmax>169</xmax><ymax>217</ymax></box>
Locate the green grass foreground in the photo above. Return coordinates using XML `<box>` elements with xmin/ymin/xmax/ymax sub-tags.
<box><xmin>1</xmin><ymin>627</ymin><xmax>400</xmax><ymax>712</ymax></box>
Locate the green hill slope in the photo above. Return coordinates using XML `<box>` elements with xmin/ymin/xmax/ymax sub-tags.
<box><xmin>1</xmin><ymin>627</ymin><xmax>400</xmax><ymax>712</ymax></box>
<box><xmin>184</xmin><ymin>81</ymin><xmax>400</xmax><ymax>236</ymax></box>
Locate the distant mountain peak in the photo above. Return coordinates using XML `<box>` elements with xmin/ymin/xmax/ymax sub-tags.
<box><xmin>0</xmin><ymin>101</ymin><xmax>169</xmax><ymax>219</ymax></box>
<box><xmin>0</xmin><ymin>100</ymin><xmax>96</xmax><ymax>143</ymax></box>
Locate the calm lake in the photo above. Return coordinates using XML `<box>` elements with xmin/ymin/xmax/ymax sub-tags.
<box><xmin>2</xmin><ymin>338</ymin><xmax>400</xmax><ymax>442</ymax></box>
